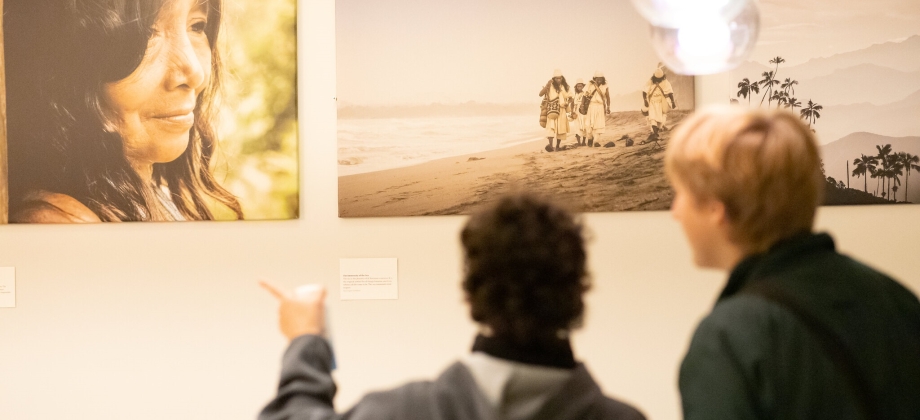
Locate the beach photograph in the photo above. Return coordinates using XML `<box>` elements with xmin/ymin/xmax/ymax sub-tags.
<box><xmin>337</xmin><ymin>0</ymin><xmax>694</xmax><ymax>217</ymax></box>
<box><xmin>728</xmin><ymin>0</ymin><xmax>920</xmax><ymax>205</ymax></box>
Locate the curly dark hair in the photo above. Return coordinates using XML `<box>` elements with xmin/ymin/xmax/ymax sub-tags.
<box><xmin>461</xmin><ymin>193</ymin><xmax>590</xmax><ymax>345</ymax></box>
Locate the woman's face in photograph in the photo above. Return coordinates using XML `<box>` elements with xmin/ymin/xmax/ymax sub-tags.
<box><xmin>104</xmin><ymin>0</ymin><xmax>212</xmax><ymax>168</ymax></box>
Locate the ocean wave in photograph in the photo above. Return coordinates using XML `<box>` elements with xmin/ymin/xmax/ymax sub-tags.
<box><xmin>338</xmin><ymin>115</ymin><xmax>543</xmax><ymax>176</ymax></box>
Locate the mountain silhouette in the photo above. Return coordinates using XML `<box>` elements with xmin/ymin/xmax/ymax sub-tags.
<box><xmin>817</xmin><ymin>89</ymin><xmax>920</xmax><ymax>143</ymax></box>
<box><xmin>788</xmin><ymin>35</ymin><xmax>920</xmax><ymax>80</ymax></box>
<box><xmin>732</xmin><ymin>35</ymin><xmax>920</xmax><ymax>90</ymax></box>
<box><xmin>796</xmin><ymin>64</ymin><xmax>920</xmax><ymax>106</ymax></box>
<box><xmin>821</xmin><ymin>132</ymin><xmax>920</xmax><ymax>202</ymax></box>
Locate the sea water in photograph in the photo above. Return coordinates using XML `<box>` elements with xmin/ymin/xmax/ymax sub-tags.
<box><xmin>338</xmin><ymin>115</ymin><xmax>542</xmax><ymax>177</ymax></box>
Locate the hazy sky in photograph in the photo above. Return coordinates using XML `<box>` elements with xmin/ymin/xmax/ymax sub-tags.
<box><xmin>336</xmin><ymin>0</ymin><xmax>662</xmax><ymax>106</ymax></box>
<box><xmin>751</xmin><ymin>0</ymin><xmax>920</xmax><ymax>65</ymax></box>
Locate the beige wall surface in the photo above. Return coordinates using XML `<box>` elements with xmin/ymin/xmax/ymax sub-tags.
<box><xmin>0</xmin><ymin>1</ymin><xmax>918</xmax><ymax>420</ymax></box>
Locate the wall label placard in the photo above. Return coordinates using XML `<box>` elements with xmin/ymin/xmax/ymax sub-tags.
<box><xmin>0</xmin><ymin>267</ymin><xmax>15</xmax><ymax>308</ymax></box>
<box><xmin>339</xmin><ymin>258</ymin><xmax>398</xmax><ymax>300</ymax></box>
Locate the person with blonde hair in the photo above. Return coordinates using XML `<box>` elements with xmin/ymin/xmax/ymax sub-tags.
<box><xmin>666</xmin><ymin>106</ymin><xmax>920</xmax><ymax>420</ymax></box>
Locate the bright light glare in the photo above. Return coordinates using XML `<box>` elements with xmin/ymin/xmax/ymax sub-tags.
<box><xmin>648</xmin><ymin>0</ymin><xmax>760</xmax><ymax>75</ymax></box>
<box><xmin>632</xmin><ymin>0</ymin><xmax>747</xmax><ymax>28</ymax></box>
<box><xmin>677</xmin><ymin>19</ymin><xmax>732</xmax><ymax>62</ymax></box>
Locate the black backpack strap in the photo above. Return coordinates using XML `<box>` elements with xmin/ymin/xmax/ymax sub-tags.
<box><xmin>742</xmin><ymin>282</ymin><xmax>877</xmax><ymax>419</ymax></box>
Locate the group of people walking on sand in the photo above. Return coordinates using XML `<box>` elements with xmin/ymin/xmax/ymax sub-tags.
<box><xmin>539</xmin><ymin>70</ymin><xmax>610</xmax><ymax>151</ymax></box>
<box><xmin>539</xmin><ymin>64</ymin><xmax>677</xmax><ymax>152</ymax></box>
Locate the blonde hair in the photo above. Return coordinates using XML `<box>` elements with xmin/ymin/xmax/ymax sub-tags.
<box><xmin>665</xmin><ymin>106</ymin><xmax>824</xmax><ymax>253</ymax></box>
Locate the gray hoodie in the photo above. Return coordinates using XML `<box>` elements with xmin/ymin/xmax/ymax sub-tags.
<box><xmin>259</xmin><ymin>335</ymin><xmax>646</xmax><ymax>420</ymax></box>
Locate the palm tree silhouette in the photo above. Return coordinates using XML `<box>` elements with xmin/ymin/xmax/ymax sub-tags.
<box><xmin>766</xmin><ymin>57</ymin><xmax>786</xmax><ymax>106</ymax></box>
<box><xmin>852</xmin><ymin>154</ymin><xmax>878</xmax><ymax>193</ymax></box>
<box><xmin>770</xmin><ymin>56</ymin><xmax>785</xmax><ymax>76</ymax></box>
<box><xmin>736</xmin><ymin>78</ymin><xmax>759</xmax><ymax>105</ymax></box>
<box><xmin>890</xmin><ymin>158</ymin><xmax>905</xmax><ymax>201</ymax></box>
<box><xmin>759</xmin><ymin>71</ymin><xmax>779</xmax><ymax>107</ymax></box>
<box><xmin>800</xmin><ymin>100</ymin><xmax>823</xmax><ymax>127</ymax></box>
<box><xmin>774</xmin><ymin>91</ymin><xmax>791</xmax><ymax>109</ymax></box>
<box><xmin>902</xmin><ymin>152</ymin><xmax>920</xmax><ymax>202</ymax></box>
<box><xmin>787</xmin><ymin>97</ymin><xmax>802</xmax><ymax>113</ymax></box>
<box><xmin>771</xmin><ymin>91</ymin><xmax>782</xmax><ymax>108</ymax></box>
<box><xmin>875</xmin><ymin>144</ymin><xmax>893</xmax><ymax>200</ymax></box>
<box><xmin>781</xmin><ymin>78</ymin><xmax>798</xmax><ymax>96</ymax></box>
<box><xmin>871</xmin><ymin>166</ymin><xmax>882</xmax><ymax>196</ymax></box>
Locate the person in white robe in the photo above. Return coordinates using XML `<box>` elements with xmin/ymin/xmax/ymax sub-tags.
<box><xmin>570</xmin><ymin>79</ymin><xmax>587</xmax><ymax>145</ymax></box>
<box><xmin>583</xmin><ymin>71</ymin><xmax>610</xmax><ymax>147</ymax></box>
<box><xmin>643</xmin><ymin>66</ymin><xmax>676</xmax><ymax>139</ymax></box>
<box><xmin>539</xmin><ymin>69</ymin><xmax>571</xmax><ymax>151</ymax></box>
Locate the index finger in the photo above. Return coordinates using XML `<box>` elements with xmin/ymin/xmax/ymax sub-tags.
<box><xmin>259</xmin><ymin>280</ymin><xmax>287</xmax><ymax>301</ymax></box>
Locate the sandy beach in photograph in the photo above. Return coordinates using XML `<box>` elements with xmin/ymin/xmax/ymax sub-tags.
<box><xmin>339</xmin><ymin>110</ymin><xmax>691</xmax><ymax>217</ymax></box>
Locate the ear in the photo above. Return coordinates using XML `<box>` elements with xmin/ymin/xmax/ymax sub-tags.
<box><xmin>706</xmin><ymin>198</ymin><xmax>730</xmax><ymax>228</ymax></box>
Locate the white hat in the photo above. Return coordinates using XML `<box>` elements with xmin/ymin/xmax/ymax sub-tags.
<box><xmin>553</xmin><ymin>69</ymin><xmax>562</xmax><ymax>77</ymax></box>
<box><xmin>654</xmin><ymin>69</ymin><xmax>664</xmax><ymax>78</ymax></box>
<box><xmin>594</xmin><ymin>71</ymin><xmax>604</xmax><ymax>78</ymax></box>
<box><xmin>575</xmin><ymin>78</ymin><xmax>585</xmax><ymax>85</ymax></box>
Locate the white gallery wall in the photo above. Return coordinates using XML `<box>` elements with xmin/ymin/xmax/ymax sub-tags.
<box><xmin>1</xmin><ymin>1</ymin><xmax>919</xmax><ymax>419</ymax></box>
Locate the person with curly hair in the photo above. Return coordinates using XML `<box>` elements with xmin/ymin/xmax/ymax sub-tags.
<box><xmin>259</xmin><ymin>193</ymin><xmax>646</xmax><ymax>420</ymax></box>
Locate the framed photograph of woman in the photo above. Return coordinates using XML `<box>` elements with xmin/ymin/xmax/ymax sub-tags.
<box><xmin>0</xmin><ymin>0</ymin><xmax>298</xmax><ymax>223</ymax></box>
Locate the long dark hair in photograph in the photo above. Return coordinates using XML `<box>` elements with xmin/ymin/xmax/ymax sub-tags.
<box><xmin>4</xmin><ymin>0</ymin><xmax>243</xmax><ymax>221</ymax></box>
<box><xmin>552</xmin><ymin>76</ymin><xmax>570</xmax><ymax>93</ymax></box>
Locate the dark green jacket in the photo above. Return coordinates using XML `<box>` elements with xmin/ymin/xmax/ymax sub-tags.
<box><xmin>680</xmin><ymin>233</ymin><xmax>920</xmax><ymax>420</ymax></box>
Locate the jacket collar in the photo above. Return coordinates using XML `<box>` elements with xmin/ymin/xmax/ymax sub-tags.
<box><xmin>718</xmin><ymin>232</ymin><xmax>836</xmax><ymax>302</ymax></box>
<box><xmin>471</xmin><ymin>334</ymin><xmax>576</xmax><ymax>369</ymax></box>
<box><xmin>439</xmin><ymin>362</ymin><xmax>602</xmax><ymax>420</ymax></box>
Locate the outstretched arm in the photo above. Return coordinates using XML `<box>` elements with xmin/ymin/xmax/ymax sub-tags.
<box><xmin>668</xmin><ymin>93</ymin><xmax>677</xmax><ymax>109</ymax></box>
<box><xmin>259</xmin><ymin>282</ymin><xmax>336</xmax><ymax>420</ymax></box>
<box><xmin>261</xmin><ymin>281</ymin><xmax>327</xmax><ymax>340</ymax></box>
<box><xmin>259</xmin><ymin>335</ymin><xmax>338</xmax><ymax>420</ymax></box>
